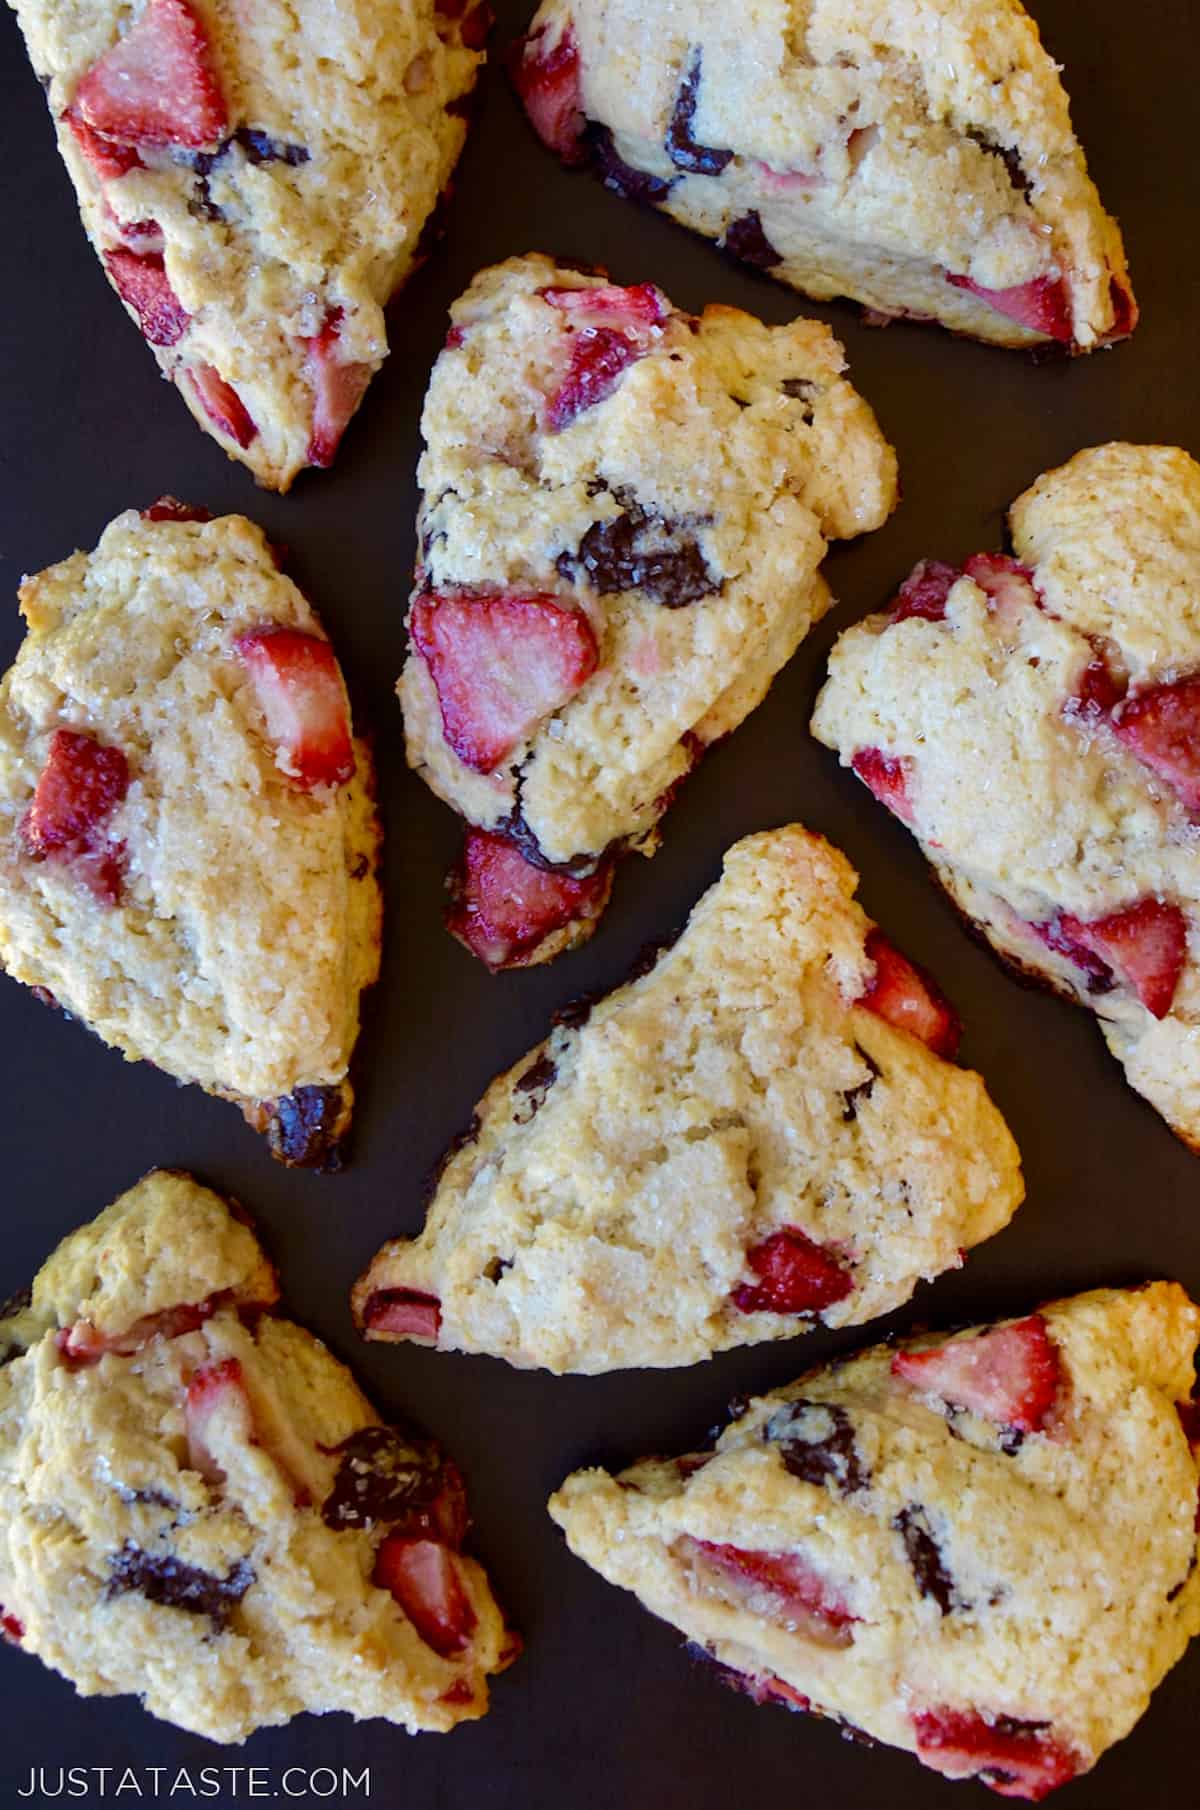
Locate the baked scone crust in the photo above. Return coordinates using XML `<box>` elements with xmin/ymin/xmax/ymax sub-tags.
<box><xmin>354</xmin><ymin>825</ymin><xmax>1022</xmax><ymax>1371</ymax></box>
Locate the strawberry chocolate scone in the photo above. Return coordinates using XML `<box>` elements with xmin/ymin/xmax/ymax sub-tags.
<box><xmin>353</xmin><ymin>826</ymin><xmax>1022</xmax><ymax>1371</ymax></box>
<box><xmin>549</xmin><ymin>1283</ymin><xmax>1200</xmax><ymax>1800</ymax></box>
<box><xmin>0</xmin><ymin>503</ymin><xmax>381</xmax><ymax>1168</ymax></box>
<box><xmin>813</xmin><ymin>443</ymin><xmax>1200</xmax><ymax>1151</ymax></box>
<box><xmin>511</xmin><ymin>0</ymin><xmax>1136</xmax><ymax>353</ymax></box>
<box><xmin>10</xmin><ymin>0</ymin><xmax>487</xmax><ymax>489</ymax></box>
<box><xmin>0</xmin><ymin>1171</ymin><xmax>518</xmax><ymax>1740</ymax></box>
<box><xmin>400</xmin><ymin>254</ymin><xmax>898</xmax><ymax>968</ymax></box>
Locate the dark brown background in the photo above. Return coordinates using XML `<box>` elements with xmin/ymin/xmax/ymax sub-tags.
<box><xmin>1</xmin><ymin>2</ymin><xmax>1197</xmax><ymax>1804</ymax></box>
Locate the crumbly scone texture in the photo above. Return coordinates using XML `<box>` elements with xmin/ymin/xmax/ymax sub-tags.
<box><xmin>0</xmin><ymin>1172</ymin><xmax>514</xmax><ymax>1741</ymax></box>
<box><xmin>11</xmin><ymin>0</ymin><xmax>483</xmax><ymax>488</ymax></box>
<box><xmin>354</xmin><ymin>825</ymin><xmax>1022</xmax><ymax>1372</ymax></box>
<box><xmin>549</xmin><ymin>1284</ymin><xmax>1200</xmax><ymax>1789</ymax></box>
<box><xmin>401</xmin><ymin>253</ymin><xmax>897</xmax><ymax>869</ymax></box>
<box><xmin>813</xmin><ymin>443</ymin><xmax>1200</xmax><ymax>1149</ymax></box>
<box><xmin>0</xmin><ymin>507</ymin><xmax>381</xmax><ymax>1116</ymax></box>
<box><xmin>519</xmin><ymin>0</ymin><xmax>1133</xmax><ymax>349</ymax></box>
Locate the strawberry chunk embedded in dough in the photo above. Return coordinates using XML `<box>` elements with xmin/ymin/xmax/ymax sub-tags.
<box><xmin>362</xmin><ymin>1289</ymin><xmax>442</xmax><ymax>1345</ymax></box>
<box><xmin>850</xmin><ymin>748</ymin><xmax>915</xmax><ymax>823</ymax></box>
<box><xmin>183</xmin><ymin>364</ymin><xmax>257</xmax><ymax>449</ymax></box>
<box><xmin>888</xmin><ymin>558</ymin><xmax>961</xmax><ymax>624</ymax></box>
<box><xmin>74</xmin><ymin>0</ymin><xmax>227</xmax><ymax>150</ymax></box>
<box><xmin>509</xmin><ymin>24</ymin><xmax>586</xmax><ymax>164</ymax></box>
<box><xmin>856</xmin><ymin>928</ymin><xmax>961</xmax><ymax>1058</ymax></box>
<box><xmin>23</xmin><ymin>730</ymin><xmax>129</xmax><ymax>854</ymax></box>
<box><xmin>913</xmin><ymin>1707</ymin><xmax>1082</xmax><ymax>1800</ymax></box>
<box><xmin>1114</xmin><ymin>675</ymin><xmax>1200</xmax><ymax>813</ymax></box>
<box><xmin>103</xmin><ymin>249</ymin><xmax>190</xmax><ymax>346</ymax></box>
<box><xmin>445</xmin><ymin>830</ymin><xmax>612</xmax><ymax>970</ymax></box>
<box><xmin>1049</xmin><ymin>899</ymin><xmax>1187</xmax><ymax>1019</ymax></box>
<box><xmin>892</xmin><ymin>1314</ymin><xmax>1061</xmax><ymax>1434</ymax></box>
<box><xmin>235</xmin><ymin>629</ymin><xmax>355</xmax><ymax>791</ymax></box>
<box><xmin>303</xmin><ymin>309</ymin><xmax>372</xmax><ymax>468</ymax></box>
<box><xmin>374</xmin><ymin>1534</ymin><xmax>478</xmax><ymax>1657</ymax></box>
<box><xmin>732</xmin><ymin>1228</ymin><xmax>854</xmax><ymax>1316</ymax></box>
<box><xmin>947</xmin><ymin>273</ymin><xmax>1073</xmax><ymax>344</ymax></box>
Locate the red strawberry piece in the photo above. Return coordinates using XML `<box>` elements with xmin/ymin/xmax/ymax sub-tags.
<box><xmin>0</xmin><ymin>1610</ymin><xmax>23</xmax><ymax>1645</ymax></box>
<box><xmin>235</xmin><ymin>628</ymin><xmax>355</xmax><ymax>791</ymax></box>
<box><xmin>459</xmin><ymin>2</ymin><xmax>492</xmax><ymax>50</ymax></box>
<box><xmin>913</xmin><ymin>1708</ymin><xmax>1082</xmax><ymax>1801</ymax></box>
<box><xmin>888</xmin><ymin>558</ymin><xmax>961</xmax><ymax>624</ymax></box>
<box><xmin>850</xmin><ymin>748</ymin><xmax>915</xmax><ymax>824</ymax></box>
<box><xmin>57</xmin><ymin>1299</ymin><xmax>217</xmax><ymax>1368</ymax></box>
<box><xmin>74</xmin><ymin>0</ymin><xmax>227</xmax><ymax>151</ymax></box>
<box><xmin>303</xmin><ymin>308</ymin><xmax>372</xmax><ymax>468</ymax></box>
<box><xmin>185</xmin><ymin>1356</ymin><xmax>255</xmax><ymax>1482</ymax></box>
<box><xmin>446</xmin><ymin>830</ymin><xmax>612</xmax><ymax>970</ymax></box>
<box><xmin>374</xmin><ymin>1534</ymin><xmax>478</xmax><ymax>1657</ymax></box>
<box><xmin>141</xmin><ymin>497</ymin><xmax>212</xmax><ymax>524</ymax></box>
<box><xmin>64</xmin><ymin>107</ymin><xmax>142</xmax><ymax>177</ymax></box>
<box><xmin>410</xmin><ymin>591</ymin><xmax>598</xmax><ymax>773</ymax></box>
<box><xmin>539</xmin><ymin>284</ymin><xmax>669</xmax><ymax>432</ymax></box>
<box><xmin>439</xmin><ymin>1678</ymin><xmax>476</xmax><ymax>1706</ymax></box>
<box><xmin>509</xmin><ymin>25</ymin><xmax>586</xmax><ymax>164</ymax></box>
<box><xmin>893</xmin><ymin>1314</ymin><xmax>1061</xmax><ymax>1434</ymax></box>
<box><xmin>963</xmin><ymin>552</ymin><xmax>1039</xmax><ymax>621</ymax></box>
<box><xmin>103</xmin><ymin>249</ymin><xmax>190</xmax><ymax>347</ymax></box>
<box><xmin>1066</xmin><ymin>649</ymin><xmax>1125</xmax><ymax>722</ymax></box>
<box><xmin>691</xmin><ymin>1540</ymin><xmax>856</xmax><ymax>1632</ymax></box>
<box><xmin>1107</xmin><ymin>276</ymin><xmax>1139</xmax><ymax>340</ymax></box>
<box><xmin>856</xmin><ymin>928</ymin><xmax>961</xmax><ymax>1059</ymax></box>
<box><xmin>1114</xmin><ymin>675</ymin><xmax>1200</xmax><ymax>812</ymax></box>
<box><xmin>947</xmin><ymin>273</ymin><xmax>1074</xmax><ymax>344</ymax></box>
<box><xmin>363</xmin><ymin>1289</ymin><xmax>442</xmax><ymax>1345</ymax></box>
<box><xmin>1052</xmin><ymin>899</ymin><xmax>1187</xmax><ymax>1019</ymax></box>
<box><xmin>732</xmin><ymin>1228</ymin><xmax>854</xmax><ymax>1316</ymax></box>
<box><xmin>183</xmin><ymin>363</ymin><xmax>257</xmax><ymax>448</ymax></box>
<box><xmin>23</xmin><ymin>730</ymin><xmax>129</xmax><ymax>855</ymax></box>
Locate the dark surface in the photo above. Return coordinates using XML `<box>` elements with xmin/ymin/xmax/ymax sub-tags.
<box><xmin>0</xmin><ymin>2</ymin><xmax>1196</xmax><ymax>1806</ymax></box>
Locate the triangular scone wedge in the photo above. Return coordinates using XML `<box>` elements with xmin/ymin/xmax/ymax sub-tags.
<box><xmin>353</xmin><ymin>825</ymin><xmax>1022</xmax><ymax>1371</ymax></box>
<box><xmin>813</xmin><ymin>443</ymin><xmax>1200</xmax><ymax>1153</ymax></box>
<box><xmin>0</xmin><ymin>1171</ymin><xmax>519</xmax><ymax>1740</ymax></box>
<box><xmin>0</xmin><ymin>502</ymin><xmax>381</xmax><ymax>1168</ymax></box>
<box><xmin>399</xmin><ymin>254</ymin><xmax>898</xmax><ymax>969</ymax></box>
<box><xmin>10</xmin><ymin>0</ymin><xmax>487</xmax><ymax>489</ymax></box>
<box><xmin>550</xmin><ymin>1283</ymin><xmax>1200</xmax><ymax>1801</ymax></box>
<box><xmin>512</xmin><ymin>0</ymin><xmax>1135</xmax><ymax>352</ymax></box>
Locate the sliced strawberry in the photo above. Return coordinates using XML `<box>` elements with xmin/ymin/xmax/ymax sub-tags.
<box><xmin>756</xmin><ymin>160</ymin><xmax>823</xmax><ymax>193</ymax></box>
<box><xmin>64</xmin><ymin>107</ymin><xmax>142</xmax><ymax>177</ymax></box>
<box><xmin>687</xmin><ymin>1539</ymin><xmax>856</xmax><ymax>1634</ymax></box>
<box><xmin>850</xmin><ymin>748</ymin><xmax>915</xmax><ymax>823</ymax></box>
<box><xmin>1053</xmin><ymin>899</ymin><xmax>1186</xmax><ymax>1019</ymax></box>
<box><xmin>362</xmin><ymin>1289</ymin><xmax>442</xmax><ymax>1345</ymax></box>
<box><xmin>888</xmin><ymin>558</ymin><xmax>961</xmax><ymax>624</ymax></box>
<box><xmin>57</xmin><ymin>1299</ymin><xmax>217</xmax><ymax>1368</ymax></box>
<box><xmin>103</xmin><ymin>248</ymin><xmax>190</xmax><ymax>347</ymax></box>
<box><xmin>732</xmin><ymin>1228</ymin><xmax>854</xmax><ymax>1316</ymax></box>
<box><xmin>1114</xmin><ymin>675</ymin><xmax>1200</xmax><ymax>812</ymax></box>
<box><xmin>893</xmin><ymin>1314</ymin><xmax>1061</xmax><ymax>1434</ymax></box>
<box><xmin>303</xmin><ymin>308</ymin><xmax>372</xmax><ymax>468</ymax></box>
<box><xmin>23</xmin><ymin>730</ymin><xmax>128</xmax><ymax>854</ymax></box>
<box><xmin>947</xmin><ymin>273</ymin><xmax>1074</xmax><ymax>344</ymax></box>
<box><xmin>0</xmin><ymin>1610</ymin><xmax>23</xmax><ymax>1645</ymax></box>
<box><xmin>509</xmin><ymin>25</ymin><xmax>586</xmax><ymax>164</ymax></box>
<box><xmin>235</xmin><ymin>628</ymin><xmax>355</xmax><ymax>791</ymax></box>
<box><xmin>374</xmin><ymin>1534</ymin><xmax>478</xmax><ymax>1657</ymax></box>
<box><xmin>540</xmin><ymin>284</ymin><xmax>668</xmax><ymax>432</ymax></box>
<box><xmin>913</xmin><ymin>1708</ymin><xmax>1082</xmax><ymax>1801</ymax></box>
<box><xmin>183</xmin><ymin>364</ymin><xmax>257</xmax><ymax>449</ymax></box>
<box><xmin>856</xmin><ymin>929</ymin><xmax>961</xmax><ymax>1059</ymax></box>
<box><xmin>185</xmin><ymin>1356</ymin><xmax>254</xmax><ymax>1482</ymax></box>
<box><xmin>410</xmin><ymin>591</ymin><xmax>598</xmax><ymax>773</ymax></box>
<box><xmin>963</xmin><ymin>552</ymin><xmax>1039</xmax><ymax>622</ymax></box>
<box><xmin>1066</xmin><ymin>649</ymin><xmax>1125</xmax><ymax>722</ymax></box>
<box><xmin>74</xmin><ymin>0</ymin><xmax>227</xmax><ymax>151</ymax></box>
<box><xmin>446</xmin><ymin>829</ymin><xmax>612</xmax><ymax>970</ymax></box>
<box><xmin>141</xmin><ymin>497</ymin><xmax>212</xmax><ymax>524</ymax></box>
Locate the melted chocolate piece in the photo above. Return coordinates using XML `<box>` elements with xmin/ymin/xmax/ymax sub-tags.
<box><xmin>494</xmin><ymin>805</ymin><xmax>611</xmax><ymax>879</ymax></box>
<box><xmin>427</xmin><ymin>1113</ymin><xmax>483</xmax><ymax>1200</ymax></box>
<box><xmin>666</xmin><ymin>49</ymin><xmax>733</xmax><ymax>175</ymax></box>
<box><xmin>968</xmin><ymin>129</ymin><xmax>1032</xmax><ymax>201</ymax></box>
<box><xmin>266</xmin><ymin>1085</ymin><xmax>347</xmax><ymax>1172</ymax></box>
<box><xmin>894</xmin><ymin>1505</ymin><xmax>958</xmax><ymax>1614</ymax></box>
<box><xmin>586</xmin><ymin>123</ymin><xmax>676</xmax><ymax>203</ymax></box>
<box><xmin>1167</xmin><ymin>1550</ymin><xmax>1197</xmax><ymax>1603</ymax></box>
<box><xmin>842</xmin><ymin>1044</ymin><xmax>882</xmax><ymax>1122</ymax></box>
<box><xmin>105</xmin><ymin>1543</ymin><xmax>252</xmax><ymax>1629</ymax></box>
<box><xmin>552</xmin><ymin>995</ymin><xmax>595</xmax><ymax>1032</ymax></box>
<box><xmin>765</xmin><ymin>1400</ymin><xmax>870</xmax><ymax>1496</ymax></box>
<box><xmin>0</xmin><ymin>1284</ymin><xmax>32</xmax><ymax>1321</ymax></box>
<box><xmin>723</xmin><ymin>211</ymin><xmax>782</xmax><ymax>270</ymax></box>
<box><xmin>561</xmin><ymin>493</ymin><xmax>719</xmax><ymax>607</ymax></box>
<box><xmin>321</xmin><ymin>1426</ymin><xmax>444</xmax><ymax>1530</ymax></box>
<box><xmin>234</xmin><ymin>127</ymin><xmax>311</xmax><ymax>166</ymax></box>
<box><xmin>513</xmin><ymin>1052</ymin><xmax>559</xmax><ymax>1123</ymax></box>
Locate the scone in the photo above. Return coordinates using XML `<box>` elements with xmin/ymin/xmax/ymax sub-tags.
<box><xmin>813</xmin><ymin>442</ymin><xmax>1200</xmax><ymax>1152</ymax></box>
<box><xmin>511</xmin><ymin>0</ymin><xmax>1136</xmax><ymax>352</ymax></box>
<box><xmin>0</xmin><ymin>1171</ymin><xmax>519</xmax><ymax>1740</ymax></box>
<box><xmin>549</xmin><ymin>1283</ymin><xmax>1200</xmax><ymax>1800</ymax></box>
<box><xmin>10</xmin><ymin>0</ymin><xmax>487</xmax><ymax>489</ymax></box>
<box><xmin>400</xmin><ymin>254</ymin><xmax>898</xmax><ymax>968</ymax></box>
<box><xmin>353</xmin><ymin>825</ymin><xmax>1022</xmax><ymax>1371</ymax></box>
<box><xmin>0</xmin><ymin>501</ymin><xmax>381</xmax><ymax>1168</ymax></box>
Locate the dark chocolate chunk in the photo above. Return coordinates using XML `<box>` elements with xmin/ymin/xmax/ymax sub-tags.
<box><xmin>426</xmin><ymin>1113</ymin><xmax>483</xmax><ymax>1201</ymax></box>
<box><xmin>765</xmin><ymin>1400</ymin><xmax>870</xmax><ymax>1496</ymax></box>
<box><xmin>665</xmin><ymin>49</ymin><xmax>733</xmax><ymax>175</ymax></box>
<box><xmin>968</xmin><ymin>129</ymin><xmax>1032</xmax><ymax>201</ymax></box>
<box><xmin>552</xmin><ymin>994</ymin><xmax>595</xmax><ymax>1032</ymax></box>
<box><xmin>894</xmin><ymin>1505</ymin><xmax>958</xmax><ymax>1614</ymax></box>
<box><xmin>723</xmin><ymin>211</ymin><xmax>782</xmax><ymax>269</ymax></box>
<box><xmin>105</xmin><ymin>1543</ymin><xmax>253</xmax><ymax>1629</ymax></box>
<box><xmin>513</xmin><ymin>1052</ymin><xmax>558</xmax><ymax>1123</ymax></box>
<box><xmin>235</xmin><ymin>127</ymin><xmax>310</xmax><ymax>166</ymax></box>
<box><xmin>562</xmin><ymin>495</ymin><xmax>719</xmax><ymax>607</ymax></box>
<box><xmin>265</xmin><ymin>1085</ymin><xmax>347</xmax><ymax>1172</ymax></box>
<box><xmin>321</xmin><ymin>1426</ymin><xmax>444</xmax><ymax>1530</ymax></box>
<box><xmin>586</xmin><ymin>123</ymin><xmax>676</xmax><ymax>203</ymax></box>
<box><xmin>842</xmin><ymin>1043</ymin><xmax>882</xmax><ymax>1122</ymax></box>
